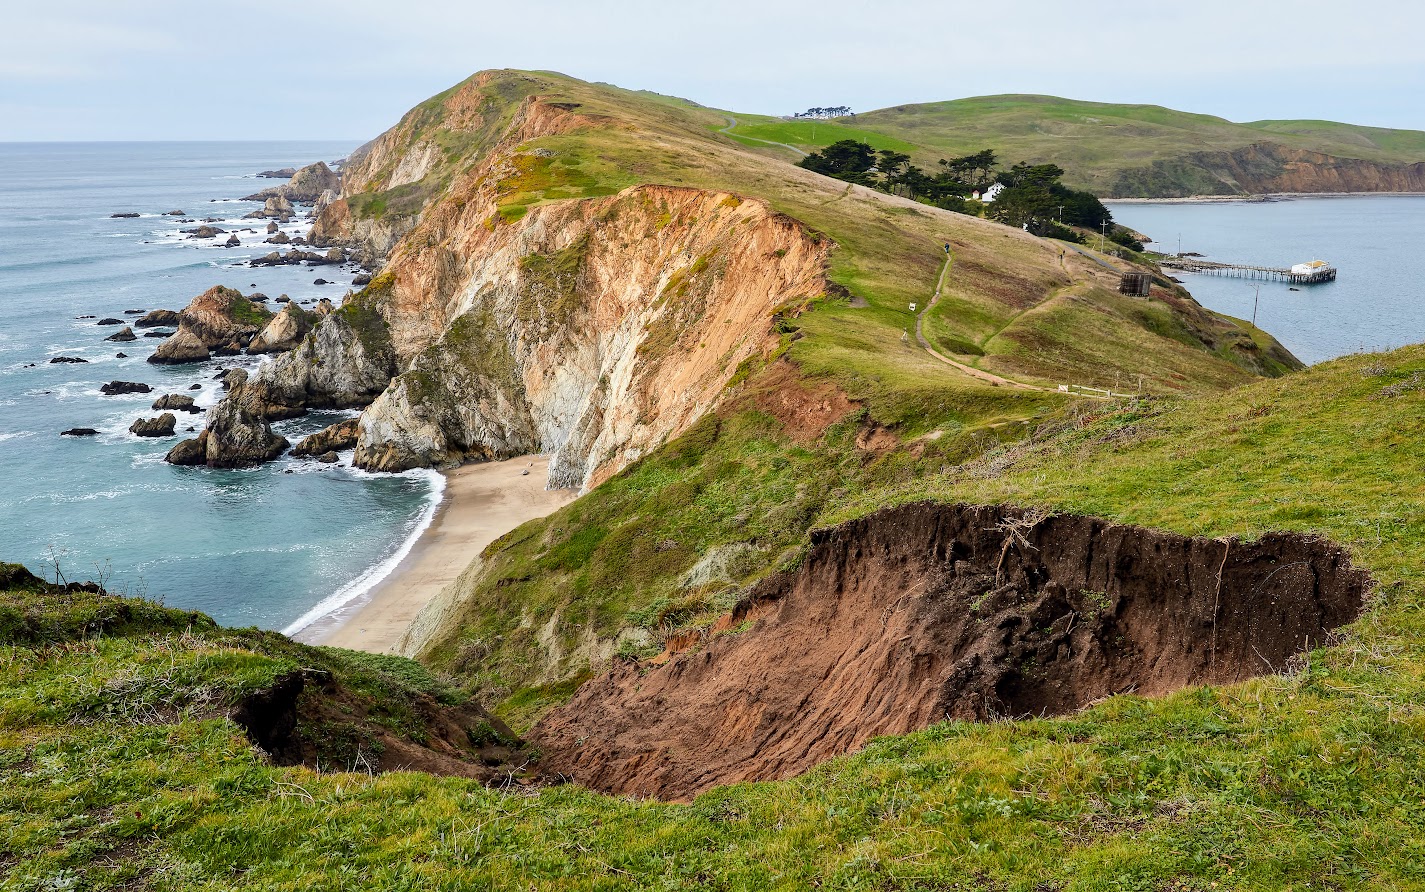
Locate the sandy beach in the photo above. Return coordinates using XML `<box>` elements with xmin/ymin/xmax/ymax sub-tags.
<box><xmin>301</xmin><ymin>455</ymin><xmax>576</xmax><ymax>654</ymax></box>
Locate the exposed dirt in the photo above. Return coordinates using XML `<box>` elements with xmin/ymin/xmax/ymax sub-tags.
<box><xmin>231</xmin><ymin>669</ymin><xmax>539</xmax><ymax>781</ymax></box>
<box><xmin>532</xmin><ymin>502</ymin><xmax>1369</xmax><ymax>801</ymax></box>
<box><xmin>734</xmin><ymin>359</ymin><xmax>856</xmax><ymax>445</ymax></box>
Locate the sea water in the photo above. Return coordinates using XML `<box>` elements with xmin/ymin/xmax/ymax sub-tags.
<box><xmin>1110</xmin><ymin>196</ymin><xmax>1425</xmax><ymax>365</ymax></box>
<box><xmin>0</xmin><ymin>142</ymin><xmax>441</xmax><ymax>633</ymax></box>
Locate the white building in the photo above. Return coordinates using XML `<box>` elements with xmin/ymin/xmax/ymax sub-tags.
<box><xmin>979</xmin><ymin>183</ymin><xmax>1006</xmax><ymax>203</ymax></box>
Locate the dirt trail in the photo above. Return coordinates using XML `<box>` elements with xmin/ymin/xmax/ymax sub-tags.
<box><xmin>913</xmin><ymin>252</ymin><xmax>1049</xmax><ymax>391</ymax></box>
<box><xmin>533</xmin><ymin>502</ymin><xmax>1369</xmax><ymax>801</ymax></box>
<box><xmin>717</xmin><ymin>115</ymin><xmax>808</xmax><ymax>158</ymax></box>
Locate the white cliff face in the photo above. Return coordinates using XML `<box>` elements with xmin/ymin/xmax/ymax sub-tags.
<box><xmin>202</xmin><ymin>84</ymin><xmax>830</xmax><ymax>491</ymax></box>
<box><xmin>351</xmin><ymin>184</ymin><xmax>829</xmax><ymax>491</ymax></box>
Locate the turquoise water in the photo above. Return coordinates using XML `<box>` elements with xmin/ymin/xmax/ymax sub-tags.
<box><xmin>0</xmin><ymin>142</ymin><xmax>441</xmax><ymax>632</ymax></box>
<box><xmin>1110</xmin><ymin>196</ymin><xmax>1425</xmax><ymax>365</ymax></box>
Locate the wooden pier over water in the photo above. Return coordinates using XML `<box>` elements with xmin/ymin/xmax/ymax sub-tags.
<box><xmin>1159</xmin><ymin>256</ymin><xmax>1337</xmax><ymax>284</ymax></box>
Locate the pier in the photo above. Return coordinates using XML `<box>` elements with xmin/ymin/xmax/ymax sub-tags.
<box><xmin>1158</xmin><ymin>256</ymin><xmax>1337</xmax><ymax>284</ymax></box>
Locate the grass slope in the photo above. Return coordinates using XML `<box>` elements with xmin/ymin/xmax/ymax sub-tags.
<box><xmin>340</xmin><ymin>70</ymin><xmax>1299</xmax><ymax>697</ymax></box>
<box><xmin>7</xmin><ymin>347</ymin><xmax>1425</xmax><ymax>889</ymax></box>
<box><xmin>724</xmin><ymin>94</ymin><xmax>1425</xmax><ymax>197</ymax></box>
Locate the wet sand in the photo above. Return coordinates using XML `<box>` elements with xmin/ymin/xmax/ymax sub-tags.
<box><xmin>305</xmin><ymin>455</ymin><xmax>576</xmax><ymax>654</ymax></box>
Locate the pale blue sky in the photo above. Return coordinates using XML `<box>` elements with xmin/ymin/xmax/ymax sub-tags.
<box><xmin>2</xmin><ymin>0</ymin><xmax>1422</xmax><ymax>141</ymax></box>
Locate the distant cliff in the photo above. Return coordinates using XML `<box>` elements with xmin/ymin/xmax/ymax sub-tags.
<box><xmin>1110</xmin><ymin>143</ymin><xmax>1425</xmax><ymax>198</ymax></box>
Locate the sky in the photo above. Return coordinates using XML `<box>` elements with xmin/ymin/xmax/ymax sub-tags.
<box><xmin>2</xmin><ymin>0</ymin><xmax>1423</xmax><ymax>142</ymax></box>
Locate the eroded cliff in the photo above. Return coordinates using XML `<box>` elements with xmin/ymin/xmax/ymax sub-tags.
<box><xmin>1111</xmin><ymin>142</ymin><xmax>1425</xmax><ymax>198</ymax></box>
<box><xmin>533</xmin><ymin>502</ymin><xmax>1370</xmax><ymax>800</ymax></box>
<box><xmin>206</xmin><ymin>90</ymin><xmax>830</xmax><ymax>491</ymax></box>
<box><xmin>356</xmin><ymin>185</ymin><xmax>828</xmax><ymax>488</ymax></box>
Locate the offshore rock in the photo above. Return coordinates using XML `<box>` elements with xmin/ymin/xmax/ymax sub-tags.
<box><xmin>104</xmin><ymin>326</ymin><xmax>137</xmax><ymax>342</ymax></box>
<box><xmin>152</xmin><ymin>394</ymin><xmax>199</xmax><ymax>413</ymax></box>
<box><xmin>244</xmin><ymin>162</ymin><xmax>339</xmax><ymax>204</ymax></box>
<box><xmin>134</xmin><ymin>309</ymin><xmax>180</xmax><ymax>328</ymax></box>
<box><xmin>291</xmin><ymin>418</ymin><xmax>359</xmax><ymax>457</ymax></box>
<box><xmin>100</xmin><ymin>381</ymin><xmax>152</xmax><ymax>395</ymax></box>
<box><xmin>129</xmin><ymin>413</ymin><xmax>177</xmax><ymax>437</ymax></box>
<box><xmin>165</xmin><ymin>432</ymin><xmax>208</xmax><ymax>466</ymax></box>
<box><xmin>182</xmin><ymin>380</ymin><xmax>288</xmax><ymax>468</ymax></box>
<box><xmin>149</xmin><ymin>286</ymin><xmax>271</xmax><ymax>365</ymax></box>
<box><xmin>147</xmin><ymin>328</ymin><xmax>210</xmax><ymax>365</ymax></box>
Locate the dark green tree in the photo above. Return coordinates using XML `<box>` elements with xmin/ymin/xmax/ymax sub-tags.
<box><xmin>798</xmin><ymin>140</ymin><xmax>877</xmax><ymax>183</ymax></box>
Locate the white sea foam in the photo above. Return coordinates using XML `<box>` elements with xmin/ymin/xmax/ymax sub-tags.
<box><xmin>281</xmin><ymin>467</ymin><xmax>446</xmax><ymax>636</ymax></box>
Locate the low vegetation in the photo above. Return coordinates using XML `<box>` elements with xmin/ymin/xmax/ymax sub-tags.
<box><xmin>729</xmin><ymin>94</ymin><xmax>1425</xmax><ymax>198</ymax></box>
<box><xmin>6</xmin><ymin>69</ymin><xmax>1417</xmax><ymax>889</ymax></box>
<box><xmin>7</xmin><ymin>348</ymin><xmax>1425</xmax><ymax>888</ymax></box>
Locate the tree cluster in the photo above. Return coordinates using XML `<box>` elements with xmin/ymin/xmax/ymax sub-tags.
<box><xmin>792</xmin><ymin>106</ymin><xmax>852</xmax><ymax>119</ymax></box>
<box><xmin>797</xmin><ymin>140</ymin><xmax>1113</xmax><ymax>234</ymax></box>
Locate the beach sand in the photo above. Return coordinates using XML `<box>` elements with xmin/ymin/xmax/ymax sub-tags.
<box><xmin>305</xmin><ymin>455</ymin><xmax>576</xmax><ymax>654</ymax></box>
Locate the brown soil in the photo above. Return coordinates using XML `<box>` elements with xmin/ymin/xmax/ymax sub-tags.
<box><xmin>231</xmin><ymin>669</ymin><xmax>539</xmax><ymax>781</ymax></box>
<box><xmin>734</xmin><ymin>359</ymin><xmax>856</xmax><ymax>444</ymax></box>
<box><xmin>532</xmin><ymin>502</ymin><xmax>1369</xmax><ymax>801</ymax></box>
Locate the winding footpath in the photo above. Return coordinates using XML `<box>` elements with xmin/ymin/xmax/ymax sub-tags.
<box><xmin>913</xmin><ymin>251</ymin><xmax>1044</xmax><ymax>391</ymax></box>
<box><xmin>718</xmin><ymin>116</ymin><xmax>808</xmax><ymax>158</ymax></box>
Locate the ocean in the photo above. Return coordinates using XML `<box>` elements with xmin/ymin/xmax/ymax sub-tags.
<box><xmin>1109</xmin><ymin>196</ymin><xmax>1425</xmax><ymax>365</ymax></box>
<box><xmin>0</xmin><ymin>142</ymin><xmax>442</xmax><ymax>634</ymax></box>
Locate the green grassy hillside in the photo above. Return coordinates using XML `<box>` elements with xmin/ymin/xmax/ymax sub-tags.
<box><xmin>721</xmin><ymin>94</ymin><xmax>1425</xmax><ymax>197</ymax></box>
<box><xmin>8</xmin><ymin>70</ymin><xmax>1406</xmax><ymax>889</ymax></box>
<box><xmin>7</xmin><ymin>346</ymin><xmax>1425</xmax><ymax>889</ymax></box>
<box><xmin>327</xmin><ymin>70</ymin><xmax>1299</xmax><ymax>694</ymax></box>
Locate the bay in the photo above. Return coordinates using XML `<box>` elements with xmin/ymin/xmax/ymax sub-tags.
<box><xmin>1110</xmin><ymin>196</ymin><xmax>1425</xmax><ymax>365</ymax></box>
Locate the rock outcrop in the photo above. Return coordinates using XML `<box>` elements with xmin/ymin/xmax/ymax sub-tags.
<box><xmin>247</xmin><ymin>303</ymin><xmax>315</xmax><ymax>354</ymax></box>
<box><xmin>244</xmin><ymin>196</ymin><xmax>295</xmax><ymax>220</ymax></box>
<box><xmin>149</xmin><ymin>328</ymin><xmax>210</xmax><ymax>364</ymax></box>
<box><xmin>100</xmin><ymin>381</ymin><xmax>152</xmax><ymax>395</ymax></box>
<box><xmin>130</xmin><ymin>414</ymin><xmax>176</xmax><ymax>437</ymax></box>
<box><xmin>228</xmin><ymin>304</ymin><xmax>397</xmax><ymax>418</ymax></box>
<box><xmin>291</xmin><ymin>418</ymin><xmax>360</xmax><ymax>457</ymax></box>
<box><xmin>201</xmin><ymin>397</ymin><xmax>287</xmax><ymax>467</ymax></box>
<box><xmin>148</xmin><ymin>286</ymin><xmax>272</xmax><ymax>365</ymax></box>
<box><xmin>167</xmin><ymin>373</ymin><xmax>287</xmax><ymax>468</ymax></box>
<box><xmin>152</xmin><ymin>394</ymin><xmax>199</xmax><ymax>413</ymax></box>
<box><xmin>164</xmin><ymin>434</ymin><xmax>208</xmax><ymax>466</ymax></box>
<box><xmin>134</xmin><ymin>309</ymin><xmax>180</xmax><ymax>328</ymax></box>
<box><xmin>104</xmin><ymin>326</ymin><xmax>137</xmax><ymax>342</ymax></box>
<box><xmin>244</xmin><ymin>161</ymin><xmax>340</xmax><ymax>204</ymax></box>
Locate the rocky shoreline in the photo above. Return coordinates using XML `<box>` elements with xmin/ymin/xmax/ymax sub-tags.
<box><xmin>57</xmin><ymin>159</ymin><xmax>375</xmax><ymax>467</ymax></box>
